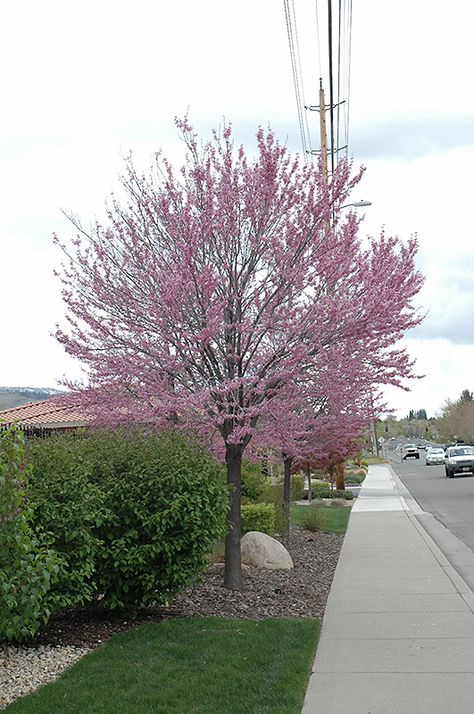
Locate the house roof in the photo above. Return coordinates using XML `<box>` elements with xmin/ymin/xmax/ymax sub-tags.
<box><xmin>0</xmin><ymin>397</ymin><xmax>91</xmax><ymax>428</ymax></box>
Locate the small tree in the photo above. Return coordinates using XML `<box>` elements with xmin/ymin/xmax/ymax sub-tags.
<box><xmin>437</xmin><ymin>395</ymin><xmax>474</xmax><ymax>443</ymax></box>
<box><xmin>55</xmin><ymin>119</ymin><xmax>423</xmax><ymax>588</ymax></box>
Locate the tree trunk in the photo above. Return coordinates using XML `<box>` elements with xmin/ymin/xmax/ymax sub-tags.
<box><xmin>335</xmin><ymin>460</ymin><xmax>345</xmax><ymax>490</ymax></box>
<box><xmin>224</xmin><ymin>443</ymin><xmax>243</xmax><ymax>590</ymax></box>
<box><xmin>282</xmin><ymin>455</ymin><xmax>293</xmax><ymax>539</ymax></box>
<box><xmin>306</xmin><ymin>466</ymin><xmax>312</xmax><ymax>504</ymax></box>
<box><xmin>328</xmin><ymin>465</ymin><xmax>335</xmax><ymax>490</ymax></box>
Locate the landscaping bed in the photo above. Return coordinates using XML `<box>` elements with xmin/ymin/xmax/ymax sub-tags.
<box><xmin>168</xmin><ymin>526</ymin><xmax>343</xmax><ymax>620</ymax></box>
<box><xmin>1</xmin><ymin>525</ymin><xmax>343</xmax><ymax>709</ymax></box>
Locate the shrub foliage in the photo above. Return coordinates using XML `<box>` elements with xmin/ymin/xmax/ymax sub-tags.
<box><xmin>27</xmin><ymin>429</ymin><xmax>228</xmax><ymax>610</ymax></box>
<box><xmin>0</xmin><ymin>426</ymin><xmax>59</xmax><ymax>642</ymax></box>
<box><xmin>241</xmin><ymin>461</ymin><xmax>267</xmax><ymax>503</ymax></box>
<box><xmin>241</xmin><ymin>503</ymin><xmax>276</xmax><ymax>536</ymax></box>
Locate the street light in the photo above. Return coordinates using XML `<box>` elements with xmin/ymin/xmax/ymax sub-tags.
<box><xmin>341</xmin><ymin>200</ymin><xmax>372</xmax><ymax>209</ymax></box>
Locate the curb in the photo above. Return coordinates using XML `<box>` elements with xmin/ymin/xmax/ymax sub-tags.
<box><xmin>385</xmin><ymin>462</ymin><xmax>474</xmax><ymax>614</ymax></box>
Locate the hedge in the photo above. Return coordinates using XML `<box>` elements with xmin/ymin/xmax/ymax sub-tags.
<box><xmin>27</xmin><ymin>429</ymin><xmax>229</xmax><ymax>611</ymax></box>
<box><xmin>241</xmin><ymin>503</ymin><xmax>276</xmax><ymax>536</ymax></box>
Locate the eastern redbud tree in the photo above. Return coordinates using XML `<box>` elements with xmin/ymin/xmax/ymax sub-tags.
<box><xmin>55</xmin><ymin>119</ymin><xmax>423</xmax><ymax>589</ymax></box>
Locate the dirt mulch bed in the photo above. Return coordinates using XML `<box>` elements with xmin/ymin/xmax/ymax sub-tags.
<box><xmin>168</xmin><ymin>527</ymin><xmax>343</xmax><ymax>620</ymax></box>
<box><xmin>18</xmin><ymin>527</ymin><xmax>344</xmax><ymax>650</ymax></box>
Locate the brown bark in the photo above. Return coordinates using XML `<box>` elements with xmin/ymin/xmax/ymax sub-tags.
<box><xmin>224</xmin><ymin>443</ymin><xmax>243</xmax><ymax>590</ymax></box>
<box><xmin>335</xmin><ymin>460</ymin><xmax>345</xmax><ymax>490</ymax></box>
<box><xmin>282</xmin><ymin>455</ymin><xmax>293</xmax><ymax>539</ymax></box>
<box><xmin>327</xmin><ymin>464</ymin><xmax>335</xmax><ymax>489</ymax></box>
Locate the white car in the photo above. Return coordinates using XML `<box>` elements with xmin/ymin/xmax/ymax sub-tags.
<box><xmin>445</xmin><ymin>446</ymin><xmax>474</xmax><ymax>478</ymax></box>
<box><xmin>402</xmin><ymin>443</ymin><xmax>420</xmax><ymax>460</ymax></box>
<box><xmin>425</xmin><ymin>447</ymin><xmax>445</xmax><ymax>466</ymax></box>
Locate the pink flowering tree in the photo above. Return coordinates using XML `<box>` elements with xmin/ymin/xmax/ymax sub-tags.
<box><xmin>55</xmin><ymin>119</ymin><xmax>423</xmax><ymax>589</ymax></box>
<box><xmin>259</xmin><ymin>361</ymin><xmax>377</xmax><ymax>534</ymax></box>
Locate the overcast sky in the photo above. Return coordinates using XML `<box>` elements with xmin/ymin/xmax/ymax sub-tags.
<box><xmin>1</xmin><ymin>0</ymin><xmax>473</xmax><ymax>418</ymax></box>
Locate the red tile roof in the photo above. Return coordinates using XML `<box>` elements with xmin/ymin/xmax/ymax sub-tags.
<box><xmin>0</xmin><ymin>397</ymin><xmax>91</xmax><ymax>428</ymax></box>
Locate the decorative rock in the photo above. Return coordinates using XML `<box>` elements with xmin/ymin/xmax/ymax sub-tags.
<box><xmin>0</xmin><ymin>644</ymin><xmax>91</xmax><ymax>708</ymax></box>
<box><xmin>241</xmin><ymin>531</ymin><xmax>294</xmax><ymax>570</ymax></box>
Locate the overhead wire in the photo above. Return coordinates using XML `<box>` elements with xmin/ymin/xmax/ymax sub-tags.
<box><xmin>345</xmin><ymin>0</ymin><xmax>353</xmax><ymax>160</ymax></box>
<box><xmin>283</xmin><ymin>0</ymin><xmax>308</xmax><ymax>160</ymax></box>
<box><xmin>327</xmin><ymin>0</ymin><xmax>335</xmax><ymax>175</ymax></box>
<box><xmin>331</xmin><ymin>0</ymin><xmax>353</xmax><ymax>170</ymax></box>
<box><xmin>290</xmin><ymin>0</ymin><xmax>313</xmax><ymax>156</ymax></box>
<box><xmin>336</xmin><ymin>0</ymin><xmax>342</xmax><ymax>164</ymax></box>
<box><xmin>314</xmin><ymin>0</ymin><xmax>322</xmax><ymax>79</ymax></box>
<box><xmin>283</xmin><ymin>0</ymin><xmax>353</xmax><ymax>170</ymax></box>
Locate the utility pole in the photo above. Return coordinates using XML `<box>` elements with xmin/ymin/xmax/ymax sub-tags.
<box><xmin>305</xmin><ymin>78</ymin><xmax>329</xmax><ymax>178</ymax></box>
<box><xmin>306</xmin><ymin>78</ymin><xmax>345</xmax><ymax>177</ymax></box>
<box><xmin>370</xmin><ymin>418</ymin><xmax>380</xmax><ymax>457</ymax></box>
<box><xmin>368</xmin><ymin>391</ymin><xmax>380</xmax><ymax>457</ymax></box>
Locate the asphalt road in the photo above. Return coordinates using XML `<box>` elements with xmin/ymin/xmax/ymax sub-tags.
<box><xmin>386</xmin><ymin>446</ymin><xmax>474</xmax><ymax>554</ymax></box>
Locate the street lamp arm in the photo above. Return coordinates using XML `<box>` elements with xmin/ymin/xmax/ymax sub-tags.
<box><xmin>341</xmin><ymin>200</ymin><xmax>372</xmax><ymax>209</ymax></box>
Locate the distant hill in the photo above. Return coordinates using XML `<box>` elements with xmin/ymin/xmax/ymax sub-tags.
<box><xmin>0</xmin><ymin>387</ymin><xmax>65</xmax><ymax>411</ymax></box>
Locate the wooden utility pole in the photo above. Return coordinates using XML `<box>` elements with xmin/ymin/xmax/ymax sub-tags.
<box><xmin>305</xmin><ymin>78</ymin><xmax>330</xmax><ymax>178</ymax></box>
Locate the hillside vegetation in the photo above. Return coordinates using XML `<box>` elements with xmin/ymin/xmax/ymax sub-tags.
<box><xmin>0</xmin><ymin>387</ymin><xmax>63</xmax><ymax>411</ymax></box>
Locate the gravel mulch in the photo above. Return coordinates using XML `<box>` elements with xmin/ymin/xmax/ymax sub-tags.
<box><xmin>0</xmin><ymin>646</ymin><xmax>90</xmax><ymax>710</ymax></box>
<box><xmin>168</xmin><ymin>527</ymin><xmax>344</xmax><ymax>620</ymax></box>
<box><xmin>0</xmin><ymin>526</ymin><xmax>344</xmax><ymax>709</ymax></box>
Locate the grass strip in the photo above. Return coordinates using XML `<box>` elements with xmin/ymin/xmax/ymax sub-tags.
<box><xmin>5</xmin><ymin>617</ymin><xmax>320</xmax><ymax>714</ymax></box>
<box><xmin>290</xmin><ymin>503</ymin><xmax>350</xmax><ymax>534</ymax></box>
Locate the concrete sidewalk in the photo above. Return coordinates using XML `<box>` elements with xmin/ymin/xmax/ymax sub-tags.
<box><xmin>302</xmin><ymin>464</ymin><xmax>474</xmax><ymax>714</ymax></box>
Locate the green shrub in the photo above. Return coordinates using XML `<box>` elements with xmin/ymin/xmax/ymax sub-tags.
<box><xmin>28</xmin><ymin>429</ymin><xmax>229</xmax><ymax>610</ymax></box>
<box><xmin>259</xmin><ymin>479</ymin><xmax>279</xmax><ymax>504</ymax></box>
<box><xmin>241</xmin><ymin>503</ymin><xmax>276</xmax><ymax>535</ymax></box>
<box><xmin>241</xmin><ymin>461</ymin><xmax>267</xmax><ymax>503</ymax></box>
<box><xmin>327</xmin><ymin>489</ymin><xmax>354</xmax><ymax>500</ymax></box>
<box><xmin>0</xmin><ymin>426</ymin><xmax>59</xmax><ymax>641</ymax></box>
<box><xmin>298</xmin><ymin>506</ymin><xmax>326</xmax><ymax>532</ymax></box>
<box><xmin>27</xmin><ymin>432</ymin><xmax>106</xmax><ymax>609</ymax></box>
<box><xmin>345</xmin><ymin>471</ymin><xmax>366</xmax><ymax>485</ymax></box>
<box><xmin>310</xmin><ymin>483</ymin><xmax>332</xmax><ymax>497</ymax></box>
<box><xmin>311</xmin><ymin>487</ymin><xmax>354</xmax><ymax>500</ymax></box>
<box><xmin>259</xmin><ymin>474</ymin><xmax>305</xmax><ymax>503</ymax></box>
<box><xmin>290</xmin><ymin>475</ymin><xmax>305</xmax><ymax>501</ymax></box>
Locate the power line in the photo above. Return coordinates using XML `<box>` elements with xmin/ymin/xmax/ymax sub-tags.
<box><xmin>336</xmin><ymin>0</ymin><xmax>342</xmax><ymax>162</ymax></box>
<box><xmin>314</xmin><ymin>0</ymin><xmax>322</xmax><ymax>80</ymax></box>
<box><xmin>345</xmin><ymin>0</ymin><xmax>353</xmax><ymax>159</ymax></box>
<box><xmin>291</xmin><ymin>0</ymin><xmax>313</xmax><ymax>155</ymax></box>
<box><xmin>283</xmin><ymin>0</ymin><xmax>354</xmax><ymax>170</ymax></box>
<box><xmin>327</xmin><ymin>0</ymin><xmax>335</xmax><ymax>175</ymax></box>
<box><xmin>283</xmin><ymin>0</ymin><xmax>308</xmax><ymax>159</ymax></box>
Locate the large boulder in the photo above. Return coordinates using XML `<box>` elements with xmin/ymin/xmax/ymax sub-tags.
<box><xmin>241</xmin><ymin>531</ymin><xmax>294</xmax><ymax>570</ymax></box>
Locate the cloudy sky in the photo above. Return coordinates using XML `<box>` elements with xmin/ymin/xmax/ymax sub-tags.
<box><xmin>1</xmin><ymin>0</ymin><xmax>473</xmax><ymax>418</ymax></box>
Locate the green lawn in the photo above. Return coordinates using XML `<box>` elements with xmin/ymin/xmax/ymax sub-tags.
<box><xmin>290</xmin><ymin>503</ymin><xmax>350</xmax><ymax>534</ymax></box>
<box><xmin>5</xmin><ymin>617</ymin><xmax>320</xmax><ymax>714</ymax></box>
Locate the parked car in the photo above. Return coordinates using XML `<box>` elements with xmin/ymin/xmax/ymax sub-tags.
<box><xmin>444</xmin><ymin>446</ymin><xmax>474</xmax><ymax>478</ymax></box>
<box><xmin>425</xmin><ymin>447</ymin><xmax>445</xmax><ymax>466</ymax></box>
<box><xmin>417</xmin><ymin>443</ymin><xmax>427</xmax><ymax>450</ymax></box>
<box><xmin>403</xmin><ymin>443</ymin><xmax>420</xmax><ymax>460</ymax></box>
